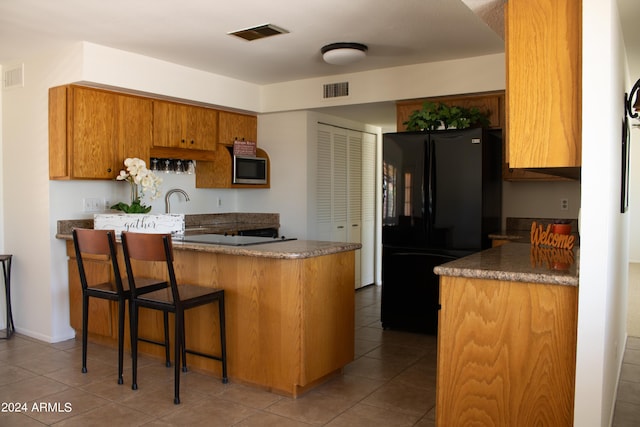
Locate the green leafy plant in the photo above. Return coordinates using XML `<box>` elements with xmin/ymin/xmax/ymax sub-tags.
<box><xmin>110</xmin><ymin>200</ymin><xmax>153</xmax><ymax>214</ymax></box>
<box><xmin>403</xmin><ymin>101</ymin><xmax>491</xmax><ymax>131</ymax></box>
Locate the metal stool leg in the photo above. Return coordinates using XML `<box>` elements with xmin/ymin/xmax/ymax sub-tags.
<box><xmin>219</xmin><ymin>294</ymin><xmax>228</xmax><ymax>384</ymax></box>
<box><xmin>0</xmin><ymin>255</ymin><xmax>14</xmax><ymax>340</ymax></box>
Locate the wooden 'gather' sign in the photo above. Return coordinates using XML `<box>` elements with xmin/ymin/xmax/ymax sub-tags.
<box><xmin>530</xmin><ymin>221</ymin><xmax>575</xmax><ymax>250</ymax></box>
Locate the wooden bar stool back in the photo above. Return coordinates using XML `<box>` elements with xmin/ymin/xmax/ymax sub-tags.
<box><xmin>72</xmin><ymin>228</ymin><xmax>170</xmax><ymax>384</ymax></box>
<box><xmin>121</xmin><ymin>231</ymin><xmax>228</xmax><ymax>404</ymax></box>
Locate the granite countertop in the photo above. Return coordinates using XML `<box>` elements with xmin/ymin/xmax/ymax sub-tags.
<box><xmin>173</xmin><ymin>238</ymin><xmax>361</xmax><ymax>260</ymax></box>
<box><xmin>56</xmin><ymin>232</ymin><xmax>361</xmax><ymax>260</ymax></box>
<box><xmin>56</xmin><ymin>214</ymin><xmax>361</xmax><ymax>260</ymax></box>
<box><xmin>434</xmin><ymin>242</ymin><xmax>579</xmax><ymax>286</ymax></box>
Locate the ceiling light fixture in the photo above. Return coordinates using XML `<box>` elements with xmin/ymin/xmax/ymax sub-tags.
<box><xmin>321</xmin><ymin>43</ymin><xmax>368</xmax><ymax>65</ymax></box>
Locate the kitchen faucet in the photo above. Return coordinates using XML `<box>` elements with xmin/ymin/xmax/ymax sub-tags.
<box><xmin>165</xmin><ymin>188</ymin><xmax>190</xmax><ymax>213</ymax></box>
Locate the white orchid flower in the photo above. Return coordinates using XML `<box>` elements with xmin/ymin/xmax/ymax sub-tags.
<box><xmin>112</xmin><ymin>158</ymin><xmax>163</xmax><ymax>212</ymax></box>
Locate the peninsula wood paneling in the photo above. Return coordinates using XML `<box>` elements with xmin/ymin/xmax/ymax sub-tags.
<box><xmin>65</xmin><ymin>241</ymin><xmax>355</xmax><ymax>397</ymax></box>
<box><xmin>436</xmin><ymin>276</ymin><xmax>577</xmax><ymax>426</ymax></box>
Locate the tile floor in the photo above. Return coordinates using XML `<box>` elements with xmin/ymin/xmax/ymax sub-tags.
<box><xmin>1</xmin><ymin>284</ymin><xmax>638</xmax><ymax>426</ymax></box>
<box><xmin>0</xmin><ymin>285</ymin><xmax>436</xmax><ymax>426</ymax></box>
<box><xmin>613</xmin><ymin>336</ymin><xmax>640</xmax><ymax>426</ymax></box>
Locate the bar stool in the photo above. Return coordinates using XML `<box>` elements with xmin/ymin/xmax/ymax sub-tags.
<box><xmin>121</xmin><ymin>231</ymin><xmax>228</xmax><ymax>404</ymax></box>
<box><xmin>0</xmin><ymin>255</ymin><xmax>14</xmax><ymax>339</ymax></box>
<box><xmin>72</xmin><ymin>229</ymin><xmax>170</xmax><ymax>384</ymax></box>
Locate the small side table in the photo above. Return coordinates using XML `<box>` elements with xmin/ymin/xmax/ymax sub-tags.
<box><xmin>0</xmin><ymin>255</ymin><xmax>14</xmax><ymax>339</ymax></box>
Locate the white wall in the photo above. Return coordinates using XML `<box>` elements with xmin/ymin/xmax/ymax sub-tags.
<box><xmin>241</xmin><ymin>110</ymin><xmax>310</xmax><ymax>239</ymax></box>
<box><xmin>81</xmin><ymin>42</ymin><xmax>261</xmax><ymax>113</ymax></box>
<box><xmin>574</xmin><ymin>1</ymin><xmax>629</xmax><ymax>425</ymax></box>
<box><xmin>628</xmin><ymin>124</ymin><xmax>640</xmax><ymax>261</ymax></box>
<box><xmin>260</xmin><ymin>53</ymin><xmax>506</xmax><ymax>112</ymax></box>
<box><xmin>0</xmin><ymin>65</ymin><xmax>4</xmax><ymax>328</ymax></box>
<box><xmin>1</xmin><ymin>43</ymin><xmax>83</xmax><ymax>341</ymax></box>
<box><xmin>502</xmin><ymin>180</ymin><xmax>581</xmax><ymax>223</ymax></box>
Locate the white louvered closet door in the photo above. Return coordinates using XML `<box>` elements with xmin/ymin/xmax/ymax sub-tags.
<box><xmin>332</xmin><ymin>130</ymin><xmax>348</xmax><ymax>242</ymax></box>
<box><xmin>347</xmin><ymin>131</ymin><xmax>363</xmax><ymax>287</ymax></box>
<box><xmin>316</xmin><ymin>124</ymin><xmax>348</xmax><ymax>242</ymax></box>
<box><xmin>316</xmin><ymin>126</ymin><xmax>333</xmax><ymax>240</ymax></box>
<box><xmin>360</xmin><ymin>132</ymin><xmax>376</xmax><ymax>287</ymax></box>
<box><xmin>316</xmin><ymin>123</ymin><xmax>376</xmax><ymax>288</ymax></box>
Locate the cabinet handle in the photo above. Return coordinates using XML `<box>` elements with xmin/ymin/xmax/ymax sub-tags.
<box><xmin>181</xmin><ymin>139</ymin><xmax>186</xmax><ymax>144</ymax></box>
<box><xmin>352</xmin><ymin>224</ymin><xmax>359</xmax><ymax>227</ymax></box>
<box><xmin>337</xmin><ymin>226</ymin><xmax>344</xmax><ymax>229</ymax></box>
<box><xmin>190</xmin><ymin>140</ymin><xmax>195</xmax><ymax>144</ymax></box>
<box><xmin>107</xmin><ymin>168</ymin><xmax>112</xmax><ymax>173</ymax></box>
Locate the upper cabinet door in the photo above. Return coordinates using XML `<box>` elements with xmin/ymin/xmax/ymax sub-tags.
<box><xmin>117</xmin><ymin>95</ymin><xmax>153</xmax><ymax>164</ymax></box>
<box><xmin>506</xmin><ymin>0</ymin><xmax>581</xmax><ymax>168</ymax></box>
<box><xmin>186</xmin><ymin>106</ymin><xmax>217</xmax><ymax>151</ymax></box>
<box><xmin>152</xmin><ymin>101</ymin><xmax>218</xmax><ymax>151</ymax></box>
<box><xmin>152</xmin><ymin>100</ymin><xmax>183</xmax><ymax>148</ymax></box>
<box><xmin>218</xmin><ymin>111</ymin><xmax>258</xmax><ymax>146</ymax></box>
<box><xmin>70</xmin><ymin>87</ymin><xmax>118</xmax><ymax>179</ymax></box>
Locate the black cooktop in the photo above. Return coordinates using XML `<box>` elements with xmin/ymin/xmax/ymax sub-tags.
<box><xmin>179</xmin><ymin>234</ymin><xmax>296</xmax><ymax>247</ymax></box>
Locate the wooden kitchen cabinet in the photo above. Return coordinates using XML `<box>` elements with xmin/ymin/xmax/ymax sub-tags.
<box><xmin>506</xmin><ymin>0</ymin><xmax>582</xmax><ymax>168</ymax></box>
<box><xmin>152</xmin><ymin>100</ymin><xmax>218</xmax><ymax>151</ymax></box>
<box><xmin>196</xmin><ymin>110</ymin><xmax>267</xmax><ymax>188</ymax></box>
<box><xmin>49</xmin><ymin>85</ymin><xmax>153</xmax><ymax>179</ymax></box>
<box><xmin>218</xmin><ymin>111</ymin><xmax>257</xmax><ymax>146</ymax></box>
<box><xmin>195</xmin><ymin>147</ymin><xmax>270</xmax><ymax>189</ymax></box>
<box><xmin>437</xmin><ymin>276</ymin><xmax>577</xmax><ymax>426</ymax></box>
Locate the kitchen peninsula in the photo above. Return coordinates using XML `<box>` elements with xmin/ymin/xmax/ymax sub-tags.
<box><xmin>57</xmin><ymin>214</ymin><xmax>361</xmax><ymax>397</ymax></box>
<box><xmin>434</xmin><ymin>243</ymin><xmax>579</xmax><ymax>426</ymax></box>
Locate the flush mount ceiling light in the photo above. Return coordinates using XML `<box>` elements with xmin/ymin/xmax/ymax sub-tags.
<box><xmin>321</xmin><ymin>43</ymin><xmax>368</xmax><ymax>65</ymax></box>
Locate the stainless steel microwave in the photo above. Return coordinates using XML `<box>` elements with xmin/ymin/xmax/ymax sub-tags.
<box><xmin>233</xmin><ymin>155</ymin><xmax>267</xmax><ymax>184</ymax></box>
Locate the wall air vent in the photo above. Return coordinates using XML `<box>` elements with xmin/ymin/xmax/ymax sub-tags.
<box><xmin>323</xmin><ymin>82</ymin><xmax>349</xmax><ymax>99</ymax></box>
<box><xmin>3</xmin><ymin>64</ymin><xmax>24</xmax><ymax>89</ymax></box>
<box><xmin>228</xmin><ymin>24</ymin><xmax>289</xmax><ymax>41</ymax></box>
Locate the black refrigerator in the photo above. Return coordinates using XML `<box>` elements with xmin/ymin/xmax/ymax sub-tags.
<box><xmin>381</xmin><ymin>128</ymin><xmax>502</xmax><ymax>334</ymax></box>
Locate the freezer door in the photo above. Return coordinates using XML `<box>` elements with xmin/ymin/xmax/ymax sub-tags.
<box><xmin>381</xmin><ymin>246</ymin><xmax>458</xmax><ymax>334</ymax></box>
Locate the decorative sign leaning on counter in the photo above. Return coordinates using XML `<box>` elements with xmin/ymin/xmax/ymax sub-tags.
<box><xmin>94</xmin><ymin>213</ymin><xmax>185</xmax><ymax>237</ymax></box>
<box><xmin>530</xmin><ymin>221</ymin><xmax>575</xmax><ymax>250</ymax></box>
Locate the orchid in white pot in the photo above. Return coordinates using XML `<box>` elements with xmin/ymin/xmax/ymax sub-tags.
<box><xmin>110</xmin><ymin>158</ymin><xmax>162</xmax><ymax>213</ymax></box>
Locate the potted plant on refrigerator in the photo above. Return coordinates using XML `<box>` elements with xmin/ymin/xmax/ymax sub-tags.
<box><xmin>404</xmin><ymin>101</ymin><xmax>491</xmax><ymax>131</ymax></box>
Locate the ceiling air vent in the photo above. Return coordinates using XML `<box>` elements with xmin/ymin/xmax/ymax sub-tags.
<box><xmin>228</xmin><ymin>24</ymin><xmax>289</xmax><ymax>41</ymax></box>
<box><xmin>323</xmin><ymin>82</ymin><xmax>349</xmax><ymax>99</ymax></box>
<box><xmin>3</xmin><ymin>64</ymin><xmax>24</xmax><ymax>89</ymax></box>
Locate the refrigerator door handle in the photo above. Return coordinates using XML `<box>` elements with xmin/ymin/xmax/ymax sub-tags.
<box><xmin>426</xmin><ymin>138</ymin><xmax>435</xmax><ymax>236</ymax></box>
